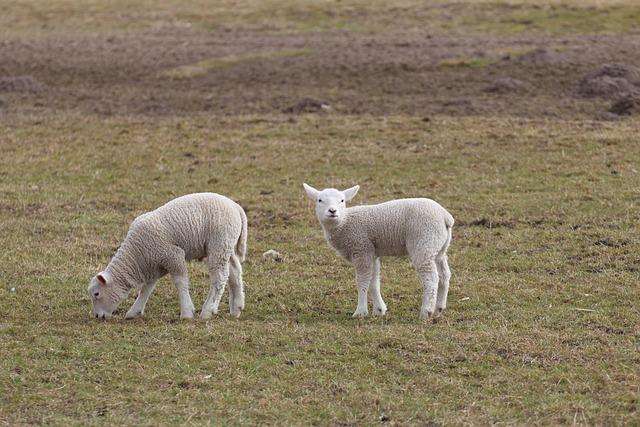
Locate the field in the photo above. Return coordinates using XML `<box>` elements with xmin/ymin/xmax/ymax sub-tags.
<box><xmin>1</xmin><ymin>1</ymin><xmax>639</xmax><ymax>425</ymax></box>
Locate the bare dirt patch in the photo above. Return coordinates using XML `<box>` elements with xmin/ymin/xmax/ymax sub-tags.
<box><xmin>483</xmin><ymin>77</ymin><xmax>531</xmax><ymax>94</ymax></box>
<box><xmin>577</xmin><ymin>63</ymin><xmax>640</xmax><ymax>99</ymax></box>
<box><xmin>609</xmin><ymin>95</ymin><xmax>639</xmax><ymax>116</ymax></box>
<box><xmin>0</xmin><ymin>75</ymin><xmax>45</xmax><ymax>93</ymax></box>
<box><xmin>284</xmin><ymin>97</ymin><xmax>330</xmax><ymax>114</ymax></box>
<box><xmin>1</xmin><ymin>28</ymin><xmax>640</xmax><ymax>118</ymax></box>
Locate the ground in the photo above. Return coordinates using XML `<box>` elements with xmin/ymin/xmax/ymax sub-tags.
<box><xmin>0</xmin><ymin>1</ymin><xmax>639</xmax><ymax>425</ymax></box>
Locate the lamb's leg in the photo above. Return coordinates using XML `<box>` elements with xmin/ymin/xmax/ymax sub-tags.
<box><xmin>200</xmin><ymin>258</ymin><xmax>230</xmax><ymax>319</ymax></box>
<box><xmin>416</xmin><ymin>260</ymin><xmax>439</xmax><ymax>320</ymax></box>
<box><xmin>227</xmin><ymin>255</ymin><xmax>245</xmax><ymax>318</ymax></box>
<box><xmin>353</xmin><ymin>259</ymin><xmax>374</xmax><ymax>317</ymax></box>
<box><xmin>369</xmin><ymin>258</ymin><xmax>387</xmax><ymax>316</ymax></box>
<box><xmin>435</xmin><ymin>255</ymin><xmax>451</xmax><ymax>318</ymax></box>
<box><xmin>125</xmin><ymin>280</ymin><xmax>158</xmax><ymax>319</ymax></box>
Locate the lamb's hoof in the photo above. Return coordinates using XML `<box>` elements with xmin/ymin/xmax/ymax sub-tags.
<box><xmin>181</xmin><ymin>307</ymin><xmax>196</xmax><ymax>320</ymax></box>
<box><xmin>433</xmin><ymin>307</ymin><xmax>444</xmax><ymax>319</ymax></box>
<box><xmin>352</xmin><ymin>310</ymin><xmax>368</xmax><ymax>318</ymax></box>
<box><xmin>125</xmin><ymin>310</ymin><xmax>143</xmax><ymax>320</ymax></box>
<box><xmin>419</xmin><ymin>311</ymin><xmax>434</xmax><ymax>321</ymax></box>
<box><xmin>372</xmin><ymin>305</ymin><xmax>387</xmax><ymax>316</ymax></box>
<box><xmin>200</xmin><ymin>311</ymin><xmax>213</xmax><ymax>320</ymax></box>
<box><xmin>230</xmin><ymin>307</ymin><xmax>242</xmax><ymax>319</ymax></box>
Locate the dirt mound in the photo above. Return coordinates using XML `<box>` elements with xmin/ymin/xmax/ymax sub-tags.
<box><xmin>609</xmin><ymin>95</ymin><xmax>639</xmax><ymax>116</ymax></box>
<box><xmin>284</xmin><ymin>97</ymin><xmax>330</xmax><ymax>114</ymax></box>
<box><xmin>515</xmin><ymin>48</ymin><xmax>568</xmax><ymax>67</ymax></box>
<box><xmin>577</xmin><ymin>63</ymin><xmax>640</xmax><ymax>99</ymax></box>
<box><xmin>0</xmin><ymin>75</ymin><xmax>45</xmax><ymax>93</ymax></box>
<box><xmin>483</xmin><ymin>78</ymin><xmax>531</xmax><ymax>94</ymax></box>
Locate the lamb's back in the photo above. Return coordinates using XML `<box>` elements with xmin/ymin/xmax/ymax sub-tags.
<box><xmin>133</xmin><ymin>193</ymin><xmax>240</xmax><ymax>260</ymax></box>
<box><xmin>346</xmin><ymin>198</ymin><xmax>450</xmax><ymax>257</ymax></box>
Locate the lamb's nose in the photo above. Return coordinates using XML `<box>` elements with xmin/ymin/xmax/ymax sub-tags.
<box><xmin>328</xmin><ymin>208</ymin><xmax>336</xmax><ymax>214</ymax></box>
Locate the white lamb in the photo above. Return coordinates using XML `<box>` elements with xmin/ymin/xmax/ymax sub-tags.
<box><xmin>303</xmin><ymin>183</ymin><xmax>454</xmax><ymax>320</ymax></box>
<box><xmin>87</xmin><ymin>193</ymin><xmax>247</xmax><ymax>320</ymax></box>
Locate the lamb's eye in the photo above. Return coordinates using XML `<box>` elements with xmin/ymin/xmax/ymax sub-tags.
<box><xmin>341</xmin><ymin>200</ymin><xmax>344</xmax><ymax>203</ymax></box>
<box><xmin>93</xmin><ymin>292</ymin><xmax>100</xmax><ymax>298</ymax></box>
<box><xmin>318</xmin><ymin>199</ymin><xmax>322</xmax><ymax>203</ymax></box>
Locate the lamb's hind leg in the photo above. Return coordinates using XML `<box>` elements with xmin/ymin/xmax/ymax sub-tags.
<box><xmin>435</xmin><ymin>255</ymin><xmax>451</xmax><ymax>318</ymax></box>
<box><xmin>125</xmin><ymin>280</ymin><xmax>158</xmax><ymax>319</ymax></box>
<box><xmin>228</xmin><ymin>255</ymin><xmax>245</xmax><ymax>318</ymax></box>
<box><xmin>415</xmin><ymin>259</ymin><xmax>439</xmax><ymax>320</ymax></box>
<box><xmin>200</xmin><ymin>257</ymin><xmax>230</xmax><ymax>319</ymax></box>
<box><xmin>369</xmin><ymin>258</ymin><xmax>387</xmax><ymax>316</ymax></box>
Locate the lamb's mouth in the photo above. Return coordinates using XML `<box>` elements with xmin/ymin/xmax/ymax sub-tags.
<box><xmin>326</xmin><ymin>214</ymin><xmax>338</xmax><ymax>219</ymax></box>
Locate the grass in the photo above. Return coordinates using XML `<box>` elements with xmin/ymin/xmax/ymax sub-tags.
<box><xmin>1</xmin><ymin>114</ymin><xmax>639</xmax><ymax>425</ymax></box>
<box><xmin>160</xmin><ymin>49</ymin><xmax>312</xmax><ymax>79</ymax></box>
<box><xmin>2</xmin><ymin>0</ymin><xmax>640</xmax><ymax>425</ymax></box>
<box><xmin>2</xmin><ymin>0</ymin><xmax>640</xmax><ymax>36</ymax></box>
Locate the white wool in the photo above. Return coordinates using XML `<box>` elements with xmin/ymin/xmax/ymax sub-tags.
<box><xmin>88</xmin><ymin>193</ymin><xmax>247</xmax><ymax>320</ymax></box>
<box><xmin>303</xmin><ymin>183</ymin><xmax>453</xmax><ymax>320</ymax></box>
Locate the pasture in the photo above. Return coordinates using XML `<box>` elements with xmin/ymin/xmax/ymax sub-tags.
<box><xmin>1</xmin><ymin>1</ymin><xmax>639</xmax><ymax>425</ymax></box>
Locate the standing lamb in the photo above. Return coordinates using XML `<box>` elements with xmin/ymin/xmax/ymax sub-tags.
<box><xmin>303</xmin><ymin>183</ymin><xmax>453</xmax><ymax>320</ymax></box>
<box><xmin>87</xmin><ymin>193</ymin><xmax>247</xmax><ymax>320</ymax></box>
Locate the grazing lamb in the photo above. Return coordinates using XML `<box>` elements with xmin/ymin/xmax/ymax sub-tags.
<box><xmin>87</xmin><ymin>193</ymin><xmax>247</xmax><ymax>320</ymax></box>
<box><xmin>303</xmin><ymin>183</ymin><xmax>453</xmax><ymax>320</ymax></box>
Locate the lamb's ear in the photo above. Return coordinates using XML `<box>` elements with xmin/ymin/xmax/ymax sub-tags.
<box><xmin>96</xmin><ymin>272</ymin><xmax>110</xmax><ymax>286</ymax></box>
<box><xmin>303</xmin><ymin>183</ymin><xmax>319</xmax><ymax>201</ymax></box>
<box><xmin>342</xmin><ymin>185</ymin><xmax>360</xmax><ymax>202</ymax></box>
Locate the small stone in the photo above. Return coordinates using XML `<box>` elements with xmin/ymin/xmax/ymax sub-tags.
<box><xmin>263</xmin><ymin>249</ymin><xmax>284</xmax><ymax>262</ymax></box>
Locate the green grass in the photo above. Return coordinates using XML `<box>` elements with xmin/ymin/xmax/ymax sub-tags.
<box><xmin>1</xmin><ymin>114</ymin><xmax>639</xmax><ymax>425</ymax></box>
<box><xmin>160</xmin><ymin>49</ymin><xmax>312</xmax><ymax>79</ymax></box>
<box><xmin>2</xmin><ymin>0</ymin><xmax>640</xmax><ymax>36</ymax></box>
<box><xmin>2</xmin><ymin>0</ymin><xmax>640</xmax><ymax>424</ymax></box>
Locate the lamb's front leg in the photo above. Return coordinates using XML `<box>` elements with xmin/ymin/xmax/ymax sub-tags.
<box><xmin>353</xmin><ymin>258</ymin><xmax>374</xmax><ymax>317</ymax></box>
<box><xmin>171</xmin><ymin>273</ymin><xmax>196</xmax><ymax>319</ymax></box>
<box><xmin>165</xmin><ymin>246</ymin><xmax>195</xmax><ymax>319</ymax></box>
<box><xmin>125</xmin><ymin>280</ymin><xmax>158</xmax><ymax>319</ymax></box>
<box><xmin>369</xmin><ymin>258</ymin><xmax>387</xmax><ymax>316</ymax></box>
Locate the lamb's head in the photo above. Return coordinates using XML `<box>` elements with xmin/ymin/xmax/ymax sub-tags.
<box><xmin>87</xmin><ymin>271</ymin><xmax>130</xmax><ymax>320</ymax></box>
<box><xmin>303</xmin><ymin>183</ymin><xmax>360</xmax><ymax>225</ymax></box>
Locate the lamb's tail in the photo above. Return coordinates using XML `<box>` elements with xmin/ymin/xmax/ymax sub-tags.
<box><xmin>439</xmin><ymin>211</ymin><xmax>454</xmax><ymax>259</ymax></box>
<box><xmin>235</xmin><ymin>203</ymin><xmax>248</xmax><ymax>262</ymax></box>
<box><xmin>444</xmin><ymin>211</ymin><xmax>454</xmax><ymax>230</ymax></box>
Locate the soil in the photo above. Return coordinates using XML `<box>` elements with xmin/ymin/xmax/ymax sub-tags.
<box><xmin>609</xmin><ymin>95</ymin><xmax>639</xmax><ymax>116</ymax></box>
<box><xmin>284</xmin><ymin>97</ymin><xmax>330</xmax><ymax>114</ymax></box>
<box><xmin>1</xmin><ymin>29</ymin><xmax>640</xmax><ymax>118</ymax></box>
<box><xmin>0</xmin><ymin>75</ymin><xmax>45</xmax><ymax>93</ymax></box>
<box><xmin>577</xmin><ymin>63</ymin><xmax>640</xmax><ymax>99</ymax></box>
<box><xmin>483</xmin><ymin>77</ymin><xmax>530</xmax><ymax>94</ymax></box>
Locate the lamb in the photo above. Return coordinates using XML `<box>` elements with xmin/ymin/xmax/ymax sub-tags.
<box><xmin>87</xmin><ymin>193</ymin><xmax>247</xmax><ymax>320</ymax></box>
<box><xmin>303</xmin><ymin>183</ymin><xmax>454</xmax><ymax>320</ymax></box>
